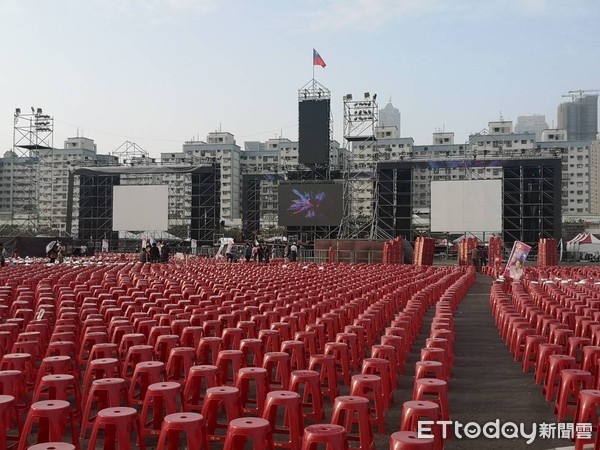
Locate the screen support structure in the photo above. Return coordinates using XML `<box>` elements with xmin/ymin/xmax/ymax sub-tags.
<box><xmin>298</xmin><ymin>78</ymin><xmax>332</xmax><ymax>174</ymax></box>
<box><xmin>339</xmin><ymin>92</ymin><xmax>384</xmax><ymax>239</ymax></box>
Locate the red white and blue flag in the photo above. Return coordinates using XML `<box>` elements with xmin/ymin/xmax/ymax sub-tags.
<box><xmin>313</xmin><ymin>48</ymin><xmax>326</xmax><ymax>68</ymax></box>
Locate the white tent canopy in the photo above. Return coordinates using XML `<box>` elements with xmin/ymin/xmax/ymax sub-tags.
<box><xmin>567</xmin><ymin>233</ymin><xmax>600</xmax><ymax>254</ymax></box>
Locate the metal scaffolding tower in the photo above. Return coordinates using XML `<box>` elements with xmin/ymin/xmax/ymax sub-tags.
<box><xmin>339</xmin><ymin>92</ymin><xmax>385</xmax><ymax>239</ymax></box>
<box><xmin>3</xmin><ymin>108</ymin><xmax>54</xmax><ymax>235</ymax></box>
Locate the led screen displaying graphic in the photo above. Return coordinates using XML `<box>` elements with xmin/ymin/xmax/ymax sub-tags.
<box><xmin>278</xmin><ymin>183</ymin><xmax>343</xmax><ymax>226</ymax></box>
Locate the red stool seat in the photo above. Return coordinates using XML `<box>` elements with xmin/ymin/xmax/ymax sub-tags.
<box><xmin>183</xmin><ymin>365</ymin><xmax>219</xmax><ymax>412</ymax></box>
<box><xmin>308</xmin><ymin>354</ymin><xmax>338</xmax><ymax>402</ymax></box>
<box><xmin>554</xmin><ymin>369</ymin><xmax>593</xmax><ymax>421</ymax></box>
<box><xmin>331</xmin><ymin>395</ymin><xmax>373</xmax><ymax>450</ymax></box>
<box><xmin>262</xmin><ymin>390</ymin><xmax>303</xmax><ymax>450</ymax></box>
<box><xmin>574</xmin><ymin>389</ymin><xmax>600</xmax><ymax>449</ymax></box>
<box><xmin>140</xmin><ymin>382</ymin><xmax>183</xmax><ymax>437</ymax></box>
<box><xmin>236</xmin><ymin>367</ymin><xmax>270</xmax><ymax>416</ymax></box>
<box><xmin>400</xmin><ymin>400</ymin><xmax>442</xmax><ymax>449</ymax></box>
<box><xmin>350</xmin><ymin>374</ymin><xmax>385</xmax><ymax>434</ymax></box>
<box><xmin>0</xmin><ymin>394</ymin><xmax>20</xmax><ymax>450</ymax></box>
<box><xmin>412</xmin><ymin>379</ymin><xmax>450</xmax><ymax>421</ymax></box>
<box><xmin>128</xmin><ymin>361</ymin><xmax>165</xmax><ymax>405</ymax></box>
<box><xmin>156</xmin><ymin>412</ymin><xmax>209</xmax><ymax>450</ymax></box>
<box><xmin>87</xmin><ymin>407</ymin><xmax>144</xmax><ymax>450</ymax></box>
<box><xmin>18</xmin><ymin>400</ymin><xmax>79</xmax><ymax>450</ymax></box>
<box><xmin>289</xmin><ymin>370</ymin><xmax>324</xmax><ymax>424</ymax></box>
<box><xmin>201</xmin><ymin>386</ymin><xmax>241</xmax><ymax>442</ymax></box>
<box><xmin>301</xmin><ymin>423</ymin><xmax>348</xmax><ymax>450</ymax></box>
<box><xmin>223</xmin><ymin>417</ymin><xmax>274</xmax><ymax>450</ymax></box>
<box><xmin>80</xmin><ymin>377</ymin><xmax>128</xmax><ymax>438</ymax></box>
<box><xmin>390</xmin><ymin>431</ymin><xmax>435</xmax><ymax>450</ymax></box>
<box><xmin>262</xmin><ymin>352</ymin><xmax>291</xmax><ymax>391</ymax></box>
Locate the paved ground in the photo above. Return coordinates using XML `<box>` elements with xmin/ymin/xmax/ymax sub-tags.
<box><xmin>444</xmin><ymin>274</ymin><xmax>574</xmax><ymax>450</ymax></box>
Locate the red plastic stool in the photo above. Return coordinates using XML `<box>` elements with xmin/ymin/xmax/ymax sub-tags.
<box><xmin>582</xmin><ymin>346</ymin><xmax>600</xmax><ymax>376</ymax></box>
<box><xmin>259</xmin><ymin>330</ymin><xmax>282</xmax><ymax>354</ymax></box>
<box><xmin>262</xmin><ymin>390</ymin><xmax>303</xmax><ymax>449</ymax></box>
<box><xmin>574</xmin><ymin>389</ymin><xmax>600</xmax><ymax>449</ymax></box>
<box><xmin>18</xmin><ymin>400</ymin><xmax>79</xmax><ymax>450</ymax></box>
<box><xmin>222</xmin><ymin>328</ymin><xmax>244</xmax><ymax>351</ymax></box>
<box><xmin>78</xmin><ymin>331</ymin><xmax>109</xmax><ymax>365</ymax></box>
<box><xmin>289</xmin><ymin>370</ymin><xmax>324</xmax><ymax>424</ymax></box>
<box><xmin>420</xmin><ymin>348</ymin><xmax>449</xmax><ymax>382</ymax></box>
<box><xmin>412</xmin><ymin>379</ymin><xmax>450</xmax><ymax>421</ymax></box>
<box><xmin>543</xmin><ymin>354</ymin><xmax>577</xmax><ymax>401</ymax></box>
<box><xmin>521</xmin><ymin>335</ymin><xmax>547</xmax><ymax>373</ymax></box>
<box><xmin>140</xmin><ymin>381</ymin><xmax>183</xmax><ymax>437</ymax></box>
<box><xmin>371</xmin><ymin>345</ymin><xmax>398</xmax><ymax>388</ymax></box>
<box><xmin>0</xmin><ymin>394</ymin><xmax>21</xmax><ymax>449</ymax></box>
<box><xmin>262</xmin><ymin>352</ymin><xmax>291</xmax><ymax>391</ymax></box>
<box><xmin>223</xmin><ymin>417</ymin><xmax>274</xmax><ymax>450</ymax></box>
<box><xmin>32</xmin><ymin>374</ymin><xmax>80</xmax><ymax>417</ymax></box>
<box><xmin>165</xmin><ymin>347</ymin><xmax>195</xmax><ymax>385</ymax></box>
<box><xmin>236</xmin><ymin>367</ymin><xmax>270</xmax><ymax>416</ymax></box>
<box><xmin>26</xmin><ymin>444</ymin><xmax>76</xmax><ymax>450</ymax></box>
<box><xmin>554</xmin><ymin>369</ymin><xmax>593</xmax><ymax>421</ymax></box>
<box><xmin>240</xmin><ymin>339</ymin><xmax>264</xmax><ymax>367</ymax></box>
<box><xmin>281</xmin><ymin>340</ymin><xmax>307</xmax><ymax>371</ymax></box>
<box><xmin>0</xmin><ymin>370</ymin><xmax>28</xmax><ymax>412</ymax></box>
<box><xmin>35</xmin><ymin>355</ymin><xmax>76</xmax><ymax>388</ymax></box>
<box><xmin>180</xmin><ymin>326</ymin><xmax>203</xmax><ymax>350</ymax></box>
<box><xmin>295</xmin><ymin>331</ymin><xmax>318</xmax><ymax>358</ymax></box>
<box><xmin>534</xmin><ymin>343</ymin><xmax>563</xmax><ymax>385</ymax></box>
<box><xmin>380</xmin><ymin>335</ymin><xmax>406</xmax><ymax>374</ymax></box>
<box><xmin>390</xmin><ymin>431</ymin><xmax>435</xmax><ymax>450</ymax></box>
<box><xmin>414</xmin><ymin>361</ymin><xmax>445</xmax><ymax>381</ymax></box>
<box><xmin>128</xmin><ymin>361</ymin><xmax>165</xmax><ymax>405</ymax></box>
<box><xmin>196</xmin><ymin>337</ymin><xmax>223</xmax><ymax>365</ymax></box>
<box><xmin>154</xmin><ymin>335</ymin><xmax>180</xmax><ymax>364</ymax></box>
<box><xmin>216</xmin><ymin>350</ymin><xmax>244</xmax><ymax>386</ymax></box>
<box><xmin>121</xmin><ymin>344</ymin><xmax>153</xmax><ymax>379</ymax></box>
<box><xmin>331</xmin><ymin>395</ymin><xmax>373</xmax><ymax>450</ymax></box>
<box><xmin>308</xmin><ymin>354</ymin><xmax>339</xmax><ymax>402</ymax></box>
<box><xmin>400</xmin><ymin>400</ymin><xmax>442</xmax><ymax>449</ymax></box>
<box><xmin>201</xmin><ymin>386</ymin><xmax>241</xmax><ymax>442</ymax></box>
<box><xmin>80</xmin><ymin>377</ymin><xmax>128</xmax><ymax>439</ymax></box>
<box><xmin>350</xmin><ymin>374</ymin><xmax>385</xmax><ymax>434</ymax></box>
<box><xmin>301</xmin><ymin>423</ymin><xmax>347</xmax><ymax>450</ymax></box>
<box><xmin>324</xmin><ymin>342</ymin><xmax>351</xmax><ymax>385</ymax></box>
<box><xmin>567</xmin><ymin>337</ymin><xmax>592</xmax><ymax>365</ymax></box>
<box><xmin>335</xmin><ymin>332</ymin><xmax>360</xmax><ymax>371</ymax></box>
<box><xmin>1</xmin><ymin>353</ymin><xmax>35</xmax><ymax>385</ymax></box>
<box><xmin>82</xmin><ymin>358</ymin><xmax>120</xmax><ymax>401</ymax></box>
<box><xmin>183</xmin><ymin>365</ymin><xmax>218</xmax><ymax>412</ymax></box>
<box><xmin>155</xmin><ymin>412</ymin><xmax>209</xmax><ymax>450</ymax></box>
<box><xmin>361</xmin><ymin>358</ymin><xmax>393</xmax><ymax>410</ymax></box>
<box><xmin>89</xmin><ymin>343</ymin><xmax>119</xmax><ymax>362</ymax></box>
<box><xmin>87</xmin><ymin>407</ymin><xmax>145</xmax><ymax>450</ymax></box>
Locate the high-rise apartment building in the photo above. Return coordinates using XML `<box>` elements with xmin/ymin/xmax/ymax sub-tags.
<box><xmin>515</xmin><ymin>115</ymin><xmax>548</xmax><ymax>141</ymax></box>
<box><xmin>558</xmin><ymin>94</ymin><xmax>599</xmax><ymax>141</ymax></box>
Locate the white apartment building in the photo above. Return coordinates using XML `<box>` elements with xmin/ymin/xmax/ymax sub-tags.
<box><xmin>590</xmin><ymin>134</ymin><xmax>600</xmax><ymax>215</ymax></box>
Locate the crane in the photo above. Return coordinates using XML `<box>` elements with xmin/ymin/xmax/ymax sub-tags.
<box><xmin>563</xmin><ymin>89</ymin><xmax>600</xmax><ymax>101</ymax></box>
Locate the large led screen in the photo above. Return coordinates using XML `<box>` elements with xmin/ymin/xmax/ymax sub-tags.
<box><xmin>278</xmin><ymin>183</ymin><xmax>343</xmax><ymax>226</ymax></box>
<box><xmin>298</xmin><ymin>99</ymin><xmax>330</xmax><ymax>165</ymax></box>
<box><xmin>431</xmin><ymin>180</ymin><xmax>502</xmax><ymax>232</ymax></box>
<box><xmin>113</xmin><ymin>185</ymin><xmax>169</xmax><ymax>231</ymax></box>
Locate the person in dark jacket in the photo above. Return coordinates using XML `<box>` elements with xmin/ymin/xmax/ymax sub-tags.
<box><xmin>149</xmin><ymin>243</ymin><xmax>160</xmax><ymax>263</ymax></box>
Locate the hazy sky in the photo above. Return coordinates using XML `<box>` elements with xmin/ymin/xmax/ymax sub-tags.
<box><xmin>1</xmin><ymin>0</ymin><xmax>598</xmax><ymax>158</ymax></box>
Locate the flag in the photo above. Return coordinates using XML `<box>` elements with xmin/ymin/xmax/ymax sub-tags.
<box><xmin>313</xmin><ymin>48</ymin><xmax>326</xmax><ymax>68</ymax></box>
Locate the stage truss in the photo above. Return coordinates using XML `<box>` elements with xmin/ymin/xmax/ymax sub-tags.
<box><xmin>339</xmin><ymin>92</ymin><xmax>384</xmax><ymax>239</ymax></box>
<box><xmin>1</xmin><ymin>108</ymin><xmax>54</xmax><ymax>235</ymax></box>
<box><xmin>68</xmin><ymin>165</ymin><xmax>220</xmax><ymax>247</ymax></box>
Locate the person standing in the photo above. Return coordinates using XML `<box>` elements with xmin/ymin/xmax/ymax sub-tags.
<box><xmin>0</xmin><ymin>243</ymin><xmax>6</xmax><ymax>267</ymax></box>
<box><xmin>471</xmin><ymin>246</ymin><xmax>480</xmax><ymax>272</ymax></box>
<box><xmin>289</xmin><ymin>243</ymin><xmax>298</xmax><ymax>262</ymax></box>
